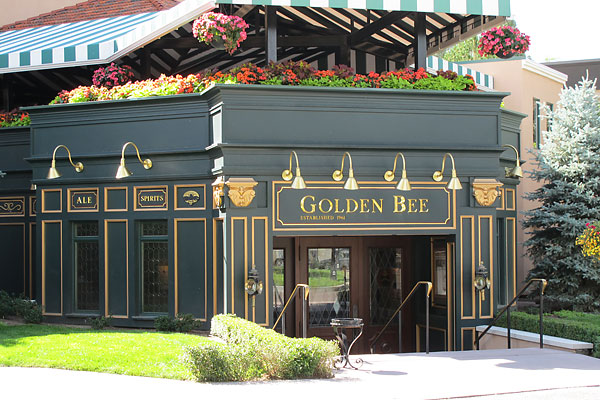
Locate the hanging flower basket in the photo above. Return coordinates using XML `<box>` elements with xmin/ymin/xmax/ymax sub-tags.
<box><xmin>92</xmin><ymin>63</ymin><xmax>134</xmax><ymax>88</ymax></box>
<box><xmin>478</xmin><ymin>26</ymin><xmax>530</xmax><ymax>59</ymax></box>
<box><xmin>192</xmin><ymin>12</ymin><xmax>249</xmax><ymax>55</ymax></box>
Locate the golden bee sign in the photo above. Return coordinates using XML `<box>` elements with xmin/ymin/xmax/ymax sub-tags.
<box><xmin>273</xmin><ymin>182</ymin><xmax>455</xmax><ymax>231</ymax></box>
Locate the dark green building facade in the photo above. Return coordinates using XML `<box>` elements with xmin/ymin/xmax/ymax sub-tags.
<box><xmin>0</xmin><ymin>84</ymin><xmax>524</xmax><ymax>353</ymax></box>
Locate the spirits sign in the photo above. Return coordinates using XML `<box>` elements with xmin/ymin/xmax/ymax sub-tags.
<box><xmin>273</xmin><ymin>182</ymin><xmax>455</xmax><ymax>231</ymax></box>
<box><xmin>136</xmin><ymin>187</ymin><xmax>168</xmax><ymax>210</ymax></box>
<box><xmin>69</xmin><ymin>190</ymin><xmax>98</xmax><ymax>212</ymax></box>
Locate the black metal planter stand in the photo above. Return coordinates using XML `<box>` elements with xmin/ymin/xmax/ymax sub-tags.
<box><xmin>331</xmin><ymin>318</ymin><xmax>364</xmax><ymax>369</ymax></box>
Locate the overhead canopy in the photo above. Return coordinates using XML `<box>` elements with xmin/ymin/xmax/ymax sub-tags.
<box><xmin>0</xmin><ymin>0</ymin><xmax>215</xmax><ymax>73</ymax></box>
<box><xmin>216</xmin><ymin>0</ymin><xmax>510</xmax><ymax>16</ymax></box>
<box><xmin>0</xmin><ymin>0</ymin><xmax>507</xmax><ymax>109</ymax></box>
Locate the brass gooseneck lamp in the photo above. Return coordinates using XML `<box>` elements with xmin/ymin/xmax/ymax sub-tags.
<box><xmin>384</xmin><ymin>152</ymin><xmax>411</xmax><ymax>191</ymax></box>
<box><xmin>502</xmin><ymin>144</ymin><xmax>523</xmax><ymax>178</ymax></box>
<box><xmin>47</xmin><ymin>145</ymin><xmax>84</xmax><ymax>179</ymax></box>
<box><xmin>332</xmin><ymin>152</ymin><xmax>358</xmax><ymax>190</ymax></box>
<box><xmin>281</xmin><ymin>151</ymin><xmax>307</xmax><ymax>189</ymax></box>
<box><xmin>433</xmin><ymin>153</ymin><xmax>462</xmax><ymax>190</ymax></box>
<box><xmin>116</xmin><ymin>142</ymin><xmax>152</xmax><ymax>179</ymax></box>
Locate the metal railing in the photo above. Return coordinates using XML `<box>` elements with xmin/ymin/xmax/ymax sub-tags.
<box><xmin>272</xmin><ymin>283</ymin><xmax>309</xmax><ymax>338</ymax></box>
<box><xmin>370</xmin><ymin>281</ymin><xmax>433</xmax><ymax>354</ymax></box>
<box><xmin>475</xmin><ymin>278</ymin><xmax>547</xmax><ymax>350</ymax></box>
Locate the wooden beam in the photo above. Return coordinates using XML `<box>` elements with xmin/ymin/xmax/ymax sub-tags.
<box><xmin>349</xmin><ymin>11</ymin><xmax>410</xmax><ymax>45</ymax></box>
<box><xmin>265</xmin><ymin>6</ymin><xmax>277</xmax><ymax>63</ymax></box>
<box><xmin>414</xmin><ymin>12</ymin><xmax>427</xmax><ymax>70</ymax></box>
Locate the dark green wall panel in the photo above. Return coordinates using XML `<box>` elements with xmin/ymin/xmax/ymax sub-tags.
<box><xmin>232</xmin><ymin>217</ymin><xmax>247</xmax><ymax>318</ymax></box>
<box><xmin>214</xmin><ymin>219</ymin><xmax>224</xmax><ymax>316</ymax></box>
<box><xmin>478</xmin><ymin>216</ymin><xmax>493</xmax><ymax>319</ymax></box>
<box><xmin>251</xmin><ymin>217</ymin><xmax>268</xmax><ymax>325</ymax></box>
<box><xmin>176</xmin><ymin>219</ymin><xmax>207</xmax><ymax>319</ymax></box>
<box><xmin>43</xmin><ymin>221</ymin><xmax>62</xmax><ymax>314</ymax></box>
<box><xmin>106</xmin><ymin>220</ymin><xmax>128</xmax><ymax>317</ymax></box>
<box><xmin>460</xmin><ymin>216</ymin><xmax>474</xmax><ymax>320</ymax></box>
<box><xmin>106</xmin><ymin>188</ymin><xmax>127</xmax><ymax>211</ymax></box>
<box><xmin>0</xmin><ymin>224</ymin><xmax>25</xmax><ymax>295</ymax></box>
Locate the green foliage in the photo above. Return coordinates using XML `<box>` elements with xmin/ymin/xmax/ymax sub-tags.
<box><xmin>0</xmin><ymin>291</ymin><xmax>42</xmax><ymax>324</ymax></box>
<box><xmin>0</xmin><ymin>323</ymin><xmax>211</xmax><ymax>379</ymax></box>
<box><xmin>437</xmin><ymin>37</ymin><xmax>497</xmax><ymax>62</ymax></box>
<box><xmin>154</xmin><ymin>314</ymin><xmax>200</xmax><ymax>333</ymax></box>
<box><xmin>182</xmin><ymin>342</ymin><xmax>262</xmax><ymax>382</ymax></box>
<box><xmin>89</xmin><ymin>315</ymin><xmax>113</xmax><ymax>330</ymax></box>
<box><xmin>496</xmin><ymin>311</ymin><xmax>600</xmax><ymax>357</ymax></box>
<box><xmin>183</xmin><ymin>314</ymin><xmax>339</xmax><ymax>382</ymax></box>
<box><xmin>0</xmin><ymin>111</ymin><xmax>30</xmax><ymax>128</ymax></box>
<box><xmin>0</xmin><ymin>291</ymin><xmax>15</xmax><ymax>318</ymax></box>
<box><xmin>523</xmin><ymin>77</ymin><xmax>600</xmax><ymax>311</ymax></box>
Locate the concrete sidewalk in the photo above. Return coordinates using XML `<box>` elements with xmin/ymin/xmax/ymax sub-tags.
<box><xmin>1</xmin><ymin>348</ymin><xmax>599</xmax><ymax>399</ymax></box>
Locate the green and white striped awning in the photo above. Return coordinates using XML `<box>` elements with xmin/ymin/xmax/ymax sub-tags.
<box><xmin>0</xmin><ymin>0</ymin><xmax>215</xmax><ymax>73</ymax></box>
<box><xmin>215</xmin><ymin>0</ymin><xmax>510</xmax><ymax>16</ymax></box>
<box><xmin>427</xmin><ymin>56</ymin><xmax>494</xmax><ymax>90</ymax></box>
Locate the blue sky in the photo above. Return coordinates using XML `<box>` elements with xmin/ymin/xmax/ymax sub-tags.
<box><xmin>511</xmin><ymin>1</ymin><xmax>600</xmax><ymax>62</ymax></box>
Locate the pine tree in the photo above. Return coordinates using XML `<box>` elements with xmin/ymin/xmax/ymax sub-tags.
<box><xmin>523</xmin><ymin>77</ymin><xmax>600</xmax><ymax>311</ymax></box>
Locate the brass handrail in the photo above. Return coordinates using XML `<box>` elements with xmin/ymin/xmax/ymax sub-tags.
<box><xmin>475</xmin><ymin>278</ymin><xmax>547</xmax><ymax>350</ymax></box>
<box><xmin>272</xmin><ymin>283</ymin><xmax>309</xmax><ymax>337</ymax></box>
<box><xmin>370</xmin><ymin>281</ymin><xmax>433</xmax><ymax>354</ymax></box>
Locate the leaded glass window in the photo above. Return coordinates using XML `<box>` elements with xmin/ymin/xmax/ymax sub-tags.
<box><xmin>73</xmin><ymin>222</ymin><xmax>99</xmax><ymax>311</ymax></box>
<box><xmin>140</xmin><ymin>220</ymin><xmax>168</xmax><ymax>313</ymax></box>
<box><xmin>308</xmin><ymin>247</ymin><xmax>350</xmax><ymax>327</ymax></box>
<box><xmin>370</xmin><ymin>248</ymin><xmax>403</xmax><ymax>325</ymax></box>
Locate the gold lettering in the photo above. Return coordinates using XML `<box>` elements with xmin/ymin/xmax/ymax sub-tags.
<box><xmin>360</xmin><ymin>198</ymin><xmax>370</xmax><ymax>213</ymax></box>
<box><xmin>319</xmin><ymin>198</ymin><xmax>333</xmax><ymax>213</ymax></box>
<box><xmin>346</xmin><ymin>199</ymin><xmax>359</xmax><ymax>213</ymax></box>
<box><xmin>394</xmin><ymin>195</ymin><xmax>406</xmax><ymax>213</ymax></box>
<box><xmin>300</xmin><ymin>195</ymin><xmax>316</xmax><ymax>214</ymax></box>
<box><xmin>372</xmin><ymin>199</ymin><xmax>383</xmax><ymax>213</ymax></box>
<box><xmin>408</xmin><ymin>198</ymin><xmax>418</xmax><ymax>213</ymax></box>
<box><xmin>334</xmin><ymin>199</ymin><xmax>345</xmax><ymax>213</ymax></box>
<box><xmin>419</xmin><ymin>199</ymin><xmax>429</xmax><ymax>213</ymax></box>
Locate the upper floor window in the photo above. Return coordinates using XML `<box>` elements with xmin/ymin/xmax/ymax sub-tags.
<box><xmin>533</xmin><ymin>98</ymin><xmax>542</xmax><ymax>149</ymax></box>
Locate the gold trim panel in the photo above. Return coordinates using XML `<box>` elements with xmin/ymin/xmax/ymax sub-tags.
<box><xmin>272</xmin><ymin>181</ymin><xmax>456</xmax><ymax>231</ymax></box>
<box><xmin>174</xmin><ymin>218</ymin><xmax>208</xmax><ymax>321</ymax></box>
<box><xmin>496</xmin><ymin>188</ymin><xmax>505</xmax><ymax>211</ymax></box>
<box><xmin>460</xmin><ymin>216</ymin><xmax>475</xmax><ymax>320</ymax></box>
<box><xmin>104</xmin><ymin>187</ymin><xmax>128</xmax><ymax>212</ymax></box>
<box><xmin>67</xmin><ymin>188</ymin><xmax>99</xmax><ymax>213</ymax></box>
<box><xmin>251</xmin><ymin>217</ymin><xmax>269</xmax><ymax>326</ymax></box>
<box><xmin>231</xmin><ymin>217</ymin><xmax>248</xmax><ymax>315</ymax></box>
<box><xmin>134</xmin><ymin>185</ymin><xmax>168</xmax><ymax>211</ymax></box>
<box><xmin>213</xmin><ymin>218</ymin><xmax>224</xmax><ymax>317</ymax></box>
<box><xmin>507</xmin><ymin>217</ymin><xmax>517</xmax><ymax>299</ymax></box>
<box><xmin>41</xmin><ymin>189</ymin><xmax>62</xmax><ymax>213</ymax></box>
<box><xmin>174</xmin><ymin>184</ymin><xmax>207</xmax><ymax>211</ymax></box>
<box><xmin>42</xmin><ymin>220</ymin><xmax>63</xmax><ymax>316</ymax></box>
<box><xmin>478</xmin><ymin>215</ymin><xmax>494</xmax><ymax>319</ymax></box>
<box><xmin>104</xmin><ymin>219</ymin><xmax>129</xmax><ymax>318</ymax></box>
<box><xmin>29</xmin><ymin>222</ymin><xmax>35</xmax><ymax>298</ymax></box>
<box><xmin>29</xmin><ymin>196</ymin><xmax>37</xmax><ymax>216</ymax></box>
<box><xmin>461</xmin><ymin>327</ymin><xmax>476</xmax><ymax>351</ymax></box>
<box><xmin>0</xmin><ymin>196</ymin><xmax>25</xmax><ymax>217</ymax></box>
<box><xmin>505</xmin><ymin>188</ymin><xmax>516</xmax><ymax>211</ymax></box>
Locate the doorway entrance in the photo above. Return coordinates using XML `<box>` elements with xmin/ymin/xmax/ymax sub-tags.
<box><xmin>274</xmin><ymin>236</ymin><xmax>422</xmax><ymax>354</ymax></box>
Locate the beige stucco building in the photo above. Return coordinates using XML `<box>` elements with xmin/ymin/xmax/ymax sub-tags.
<box><xmin>463</xmin><ymin>58</ymin><xmax>567</xmax><ymax>288</ymax></box>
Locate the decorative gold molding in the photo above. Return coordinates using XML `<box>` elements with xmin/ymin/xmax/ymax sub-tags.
<box><xmin>472</xmin><ymin>179</ymin><xmax>503</xmax><ymax>207</ymax></box>
<box><xmin>226</xmin><ymin>178</ymin><xmax>257</xmax><ymax>208</ymax></box>
<box><xmin>212</xmin><ymin>176</ymin><xmax>225</xmax><ymax>209</ymax></box>
<box><xmin>104</xmin><ymin>219</ymin><xmax>129</xmax><ymax>318</ymax></box>
<box><xmin>104</xmin><ymin>187</ymin><xmax>128</xmax><ymax>212</ymax></box>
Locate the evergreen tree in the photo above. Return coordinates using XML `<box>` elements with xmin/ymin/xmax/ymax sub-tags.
<box><xmin>523</xmin><ymin>77</ymin><xmax>600</xmax><ymax>311</ymax></box>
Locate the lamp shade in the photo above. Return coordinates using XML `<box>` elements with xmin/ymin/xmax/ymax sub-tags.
<box><xmin>115</xmin><ymin>159</ymin><xmax>132</xmax><ymax>179</ymax></box>
<box><xmin>447</xmin><ymin>176</ymin><xmax>463</xmax><ymax>190</ymax></box>
<box><xmin>46</xmin><ymin>163</ymin><xmax>61</xmax><ymax>180</ymax></box>
<box><xmin>291</xmin><ymin>173</ymin><xmax>307</xmax><ymax>189</ymax></box>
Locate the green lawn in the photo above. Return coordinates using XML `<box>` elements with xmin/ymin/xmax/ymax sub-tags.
<box><xmin>0</xmin><ymin>322</ymin><xmax>212</xmax><ymax>379</ymax></box>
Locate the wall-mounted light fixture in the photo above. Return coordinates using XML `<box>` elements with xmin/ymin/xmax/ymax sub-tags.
<box><xmin>433</xmin><ymin>153</ymin><xmax>462</xmax><ymax>190</ymax></box>
<box><xmin>47</xmin><ymin>145</ymin><xmax>84</xmax><ymax>179</ymax></box>
<box><xmin>384</xmin><ymin>152</ymin><xmax>411</xmax><ymax>191</ymax></box>
<box><xmin>116</xmin><ymin>142</ymin><xmax>152</xmax><ymax>179</ymax></box>
<box><xmin>473</xmin><ymin>261</ymin><xmax>490</xmax><ymax>301</ymax></box>
<box><xmin>281</xmin><ymin>151</ymin><xmax>306</xmax><ymax>189</ymax></box>
<box><xmin>0</xmin><ymin>171</ymin><xmax>6</xmax><ymax>178</ymax></box>
<box><xmin>245</xmin><ymin>266</ymin><xmax>264</xmax><ymax>297</ymax></box>
<box><xmin>332</xmin><ymin>152</ymin><xmax>358</xmax><ymax>190</ymax></box>
<box><xmin>502</xmin><ymin>144</ymin><xmax>523</xmax><ymax>178</ymax></box>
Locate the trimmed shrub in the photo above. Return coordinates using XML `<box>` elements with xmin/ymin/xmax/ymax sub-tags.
<box><xmin>182</xmin><ymin>342</ymin><xmax>263</xmax><ymax>382</ymax></box>
<box><xmin>0</xmin><ymin>291</ymin><xmax>15</xmax><ymax>318</ymax></box>
<box><xmin>496</xmin><ymin>311</ymin><xmax>600</xmax><ymax>357</ymax></box>
<box><xmin>89</xmin><ymin>315</ymin><xmax>113</xmax><ymax>330</ymax></box>
<box><xmin>155</xmin><ymin>314</ymin><xmax>199</xmax><ymax>332</ymax></box>
<box><xmin>183</xmin><ymin>314</ymin><xmax>339</xmax><ymax>382</ymax></box>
